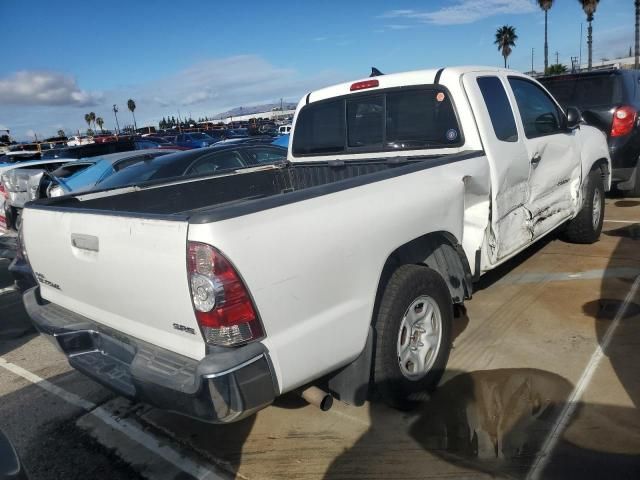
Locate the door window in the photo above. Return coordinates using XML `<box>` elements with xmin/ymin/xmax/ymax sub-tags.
<box><xmin>186</xmin><ymin>151</ymin><xmax>245</xmax><ymax>175</ymax></box>
<box><xmin>508</xmin><ymin>77</ymin><xmax>564</xmax><ymax>138</ymax></box>
<box><xmin>243</xmin><ymin>147</ymin><xmax>287</xmax><ymax>164</ymax></box>
<box><xmin>477</xmin><ymin>76</ymin><xmax>518</xmax><ymax>142</ymax></box>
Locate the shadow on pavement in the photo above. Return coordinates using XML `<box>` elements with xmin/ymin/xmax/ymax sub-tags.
<box><xmin>325</xmin><ymin>219</ymin><xmax>640</xmax><ymax>479</ymax></box>
<box><xmin>0</xmin><ymin>371</ymin><xmax>142</xmax><ymax>480</ymax></box>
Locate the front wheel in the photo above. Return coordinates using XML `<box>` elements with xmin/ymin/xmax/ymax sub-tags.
<box><xmin>373</xmin><ymin>265</ymin><xmax>452</xmax><ymax>409</ymax></box>
<box><xmin>563</xmin><ymin>168</ymin><xmax>605</xmax><ymax>244</ymax></box>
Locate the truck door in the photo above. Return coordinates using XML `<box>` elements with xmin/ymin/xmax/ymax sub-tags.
<box><xmin>462</xmin><ymin>73</ymin><xmax>532</xmax><ymax>263</ymax></box>
<box><xmin>507</xmin><ymin>76</ymin><xmax>581</xmax><ymax>238</ymax></box>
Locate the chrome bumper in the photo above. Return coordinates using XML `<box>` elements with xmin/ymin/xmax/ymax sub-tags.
<box><xmin>23</xmin><ymin>287</ymin><xmax>278</xmax><ymax>423</ymax></box>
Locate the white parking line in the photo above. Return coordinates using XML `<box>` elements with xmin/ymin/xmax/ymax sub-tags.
<box><xmin>603</xmin><ymin>219</ymin><xmax>639</xmax><ymax>224</ymax></box>
<box><xmin>0</xmin><ymin>286</ymin><xmax>16</xmax><ymax>295</ymax></box>
<box><xmin>526</xmin><ymin>274</ymin><xmax>640</xmax><ymax>480</ymax></box>
<box><xmin>0</xmin><ymin>357</ymin><xmax>226</xmax><ymax>480</ymax></box>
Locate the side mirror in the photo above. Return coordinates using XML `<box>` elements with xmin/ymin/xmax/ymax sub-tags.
<box><xmin>566</xmin><ymin>107</ymin><xmax>582</xmax><ymax>130</ymax></box>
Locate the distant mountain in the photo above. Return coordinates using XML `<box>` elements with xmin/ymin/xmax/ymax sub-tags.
<box><xmin>214</xmin><ymin>102</ymin><xmax>297</xmax><ymax>119</ymax></box>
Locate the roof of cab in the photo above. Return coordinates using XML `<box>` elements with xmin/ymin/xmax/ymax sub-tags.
<box><xmin>305</xmin><ymin>66</ymin><xmax>518</xmax><ymax>104</ymax></box>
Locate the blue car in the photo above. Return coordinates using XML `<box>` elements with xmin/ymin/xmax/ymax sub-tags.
<box><xmin>272</xmin><ymin>134</ymin><xmax>289</xmax><ymax>148</ymax></box>
<box><xmin>46</xmin><ymin>149</ymin><xmax>177</xmax><ymax>197</ymax></box>
<box><xmin>174</xmin><ymin>132</ymin><xmax>222</xmax><ymax>149</ymax></box>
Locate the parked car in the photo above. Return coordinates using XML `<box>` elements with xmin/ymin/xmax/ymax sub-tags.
<box><xmin>66</xmin><ymin>135</ymin><xmax>94</xmax><ymax>146</ymax></box>
<box><xmin>41</xmin><ymin>139</ymin><xmax>136</xmax><ymax>160</ymax></box>
<box><xmin>215</xmin><ymin>135</ymin><xmax>278</xmax><ymax>146</ymax></box>
<box><xmin>278</xmin><ymin>124</ymin><xmax>292</xmax><ymax>135</ymax></box>
<box><xmin>0</xmin><ymin>158</ymin><xmax>81</xmax><ymax>229</ymax></box>
<box><xmin>133</xmin><ymin>136</ymin><xmax>187</xmax><ymax>150</ymax></box>
<box><xmin>223</xmin><ymin>128</ymin><xmax>250</xmax><ymax>139</ymax></box>
<box><xmin>93</xmin><ymin>143</ymin><xmax>287</xmax><ymax>190</ymax></box>
<box><xmin>174</xmin><ymin>132</ymin><xmax>221</xmax><ymax>149</ymax></box>
<box><xmin>539</xmin><ymin>68</ymin><xmax>640</xmax><ymax>196</ymax></box>
<box><xmin>21</xmin><ymin>66</ymin><xmax>609</xmax><ymax>424</ymax></box>
<box><xmin>45</xmin><ymin>149</ymin><xmax>178</xmax><ymax>198</ymax></box>
<box><xmin>272</xmin><ymin>134</ymin><xmax>289</xmax><ymax>148</ymax></box>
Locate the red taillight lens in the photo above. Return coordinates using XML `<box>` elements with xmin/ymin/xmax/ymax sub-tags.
<box><xmin>611</xmin><ymin>105</ymin><xmax>637</xmax><ymax>137</ymax></box>
<box><xmin>187</xmin><ymin>242</ymin><xmax>263</xmax><ymax>346</ymax></box>
<box><xmin>0</xmin><ymin>184</ymin><xmax>7</xmax><ymax>199</ymax></box>
<box><xmin>350</xmin><ymin>79</ymin><xmax>379</xmax><ymax>91</ymax></box>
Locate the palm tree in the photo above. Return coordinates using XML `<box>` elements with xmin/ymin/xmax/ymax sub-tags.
<box><xmin>89</xmin><ymin>111</ymin><xmax>96</xmax><ymax>132</ymax></box>
<box><xmin>538</xmin><ymin>1</ymin><xmax>554</xmax><ymax>73</ymax></box>
<box><xmin>635</xmin><ymin>0</ymin><xmax>639</xmax><ymax>69</ymax></box>
<box><xmin>546</xmin><ymin>63</ymin><xmax>568</xmax><ymax>75</ymax></box>
<box><xmin>57</xmin><ymin>129</ymin><xmax>65</xmax><ymax>138</ymax></box>
<box><xmin>84</xmin><ymin>113</ymin><xmax>91</xmax><ymax>130</ymax></box>
<box><xmin>495</xmin><ymin>25</ymin><xmax>518</xmax><ymax>68</ymax></box>
<box><xmin>127</xmin><ymin>99</ymin><xmax>137</xmax><ymax>131</ymax></box>
<box><xmin>96</xmin><ymin>117</ymin><xmax>104</xmax><ymax>133</ymax></box>
<box><xmin>578</xmin><ymin>0</ymin><xmax>600</xmax><ymax>71</ymax></box>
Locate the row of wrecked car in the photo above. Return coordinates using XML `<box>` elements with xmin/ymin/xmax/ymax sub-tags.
<box><xmin>0</xmin><ymin>135</ymin><xmax>288</xmax><ymax>231</ymax></box>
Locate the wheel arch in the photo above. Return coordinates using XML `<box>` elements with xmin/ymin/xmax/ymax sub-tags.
<box><xmin>374</xmin><ymin>231</ymin><xmax>473</xmax><ymax>313</ymax></box>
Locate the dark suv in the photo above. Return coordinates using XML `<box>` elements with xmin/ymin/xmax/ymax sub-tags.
<box><xmin>540</xmin><ymin>69</ymin><xmax>640</xmax><ymax>196</ymax></box>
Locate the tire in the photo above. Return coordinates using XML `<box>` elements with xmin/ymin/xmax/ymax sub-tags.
<box><xmin>373</xmin><ymin>265</ymin><xmax>452</xmax><ymax>409</ymax></box>
<box><xmin>563</xmin><ymin>168</ymin><xmax>605</xmax><ymax>244</ymax></box>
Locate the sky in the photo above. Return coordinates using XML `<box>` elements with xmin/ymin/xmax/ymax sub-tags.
<box><xmin>0</xmin><ymin>0</ymin><xmax>636</xmax><ymax>140</ymax></box>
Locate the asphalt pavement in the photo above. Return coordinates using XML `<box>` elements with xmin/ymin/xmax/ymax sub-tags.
<box><xmin>1</xmin><ymin>198</ymin><xmax>639</xmax><ymax>479</ymax></box>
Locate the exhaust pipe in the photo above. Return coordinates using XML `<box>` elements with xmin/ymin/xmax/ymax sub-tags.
<box><xmin>300</xmin><ymin>386</ymin><xmax>333</xmax><ymax>411</ymax></box>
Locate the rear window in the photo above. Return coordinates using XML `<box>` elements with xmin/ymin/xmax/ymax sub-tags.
<box><xmin>540</xmin><ymin>74</ymin><xmax>623</xmax><ymax>108</ymax></box>
<box><xmin>292</xmin><ymin>87</ymin><xmax>463</xmax><ymax>156</ymax></box>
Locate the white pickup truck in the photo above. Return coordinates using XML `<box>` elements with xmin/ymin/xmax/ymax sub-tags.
<box><xmin>21</xmin><ymin>66</ymin><xmax>610</xmax><ymax>423</ymax></box>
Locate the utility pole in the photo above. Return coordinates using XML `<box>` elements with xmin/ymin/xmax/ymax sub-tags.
<box><xmin>571</xmin><ymin>56</ymin><xmax>579</xmax><ymax>73</ymax></box>
<box><xmin>579</xmin><ymin>23</ymin><xmax>583</xmax><ymax>69</ymax></box>
<box><xmin>112</xmin><ymin>104</ymin><xmax>120</xmax><ymax>135</ymax></box>
<box><xmin>635</xmin><ymin>0</ymin><xmax>639</xmax><ymax>69</ymax></box>
<box><xmin>555</xmin><ymin>51</ymin><xmax>559</xmax><ymax>65</ymax></box>
<box><xmin>531</xmin><ymin>47</ymin><xmax>534</xmax><ymax>73</ymax></box>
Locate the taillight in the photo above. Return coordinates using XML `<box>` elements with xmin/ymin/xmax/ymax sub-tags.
<box><xmin>350</xmin><ymin>79</ymin><xmax>379</xmax><ymax>91</ymax></box>
<box><xmin>611</xmin><ymin>105</ymin><xmax>637</xmax><ymax>137</ymax></box>
<box><xmin>187</xmin><ymin>242</ymin><xmax>263</xmax><ymax>346</ymax></box>
<box><xmin>0</xmin><ymin>183</ymin><xmax>7</xmax><ymax>199</ymax></box>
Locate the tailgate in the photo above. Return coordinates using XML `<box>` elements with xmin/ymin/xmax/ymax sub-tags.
<box><xmin>22</xmin><ymin>207</ymin><xmax>205</xmax><ymax>360</ymax></box>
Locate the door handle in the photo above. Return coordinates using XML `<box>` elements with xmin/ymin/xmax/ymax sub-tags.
<box><xmin>531</xmin><ymin>153</ymin><xmax>542</xmax><ymax>166</ymax></box>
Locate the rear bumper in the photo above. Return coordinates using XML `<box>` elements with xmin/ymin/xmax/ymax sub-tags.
<box><xmin>23</xmin><ymin>287</ymin><xmax>278</xmax><ymax>423</ymax></box>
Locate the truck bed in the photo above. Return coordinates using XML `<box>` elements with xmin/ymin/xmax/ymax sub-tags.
<box><xmin>28</xmin><ymin>153</ymin><xmax>478</xmax><ymax>222</ymax></box>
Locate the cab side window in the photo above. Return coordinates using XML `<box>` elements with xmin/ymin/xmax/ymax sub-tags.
<box><xmin>508</xmin><ymin>77</ymin><xmax>564</xmax><ymax>138</ymax></box>
<box><xmin>477</xmin><ymin>76</ymin><xmax>518</xmax><ymax>142</ymax></box>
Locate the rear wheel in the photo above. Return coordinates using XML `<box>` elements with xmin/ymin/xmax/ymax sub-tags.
<box><xmin>373</xmin><ymin>265</ymin><xmax>452</xmax><ymax>409</ymax></box>
<box><xmin>563</xmin><ymin>168</ymin><xmax>605</xmax><ymax>244</ymax></box>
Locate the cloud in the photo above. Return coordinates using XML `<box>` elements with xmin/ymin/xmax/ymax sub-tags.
<box><xmin>385</xmin><ymin>24</ymin><xmax>414</xmax><ymax>30</ymax></box>
<box><xmin>381</xmin><ymin>0</ymin><xmax>536</xmax><ymax>25</ymax></box>
<box><xmin>0</xmin><ymin>55</ymin><xmax>343</xmax><ymax>139</ymax></box>
<box><xmin>138</xmin><ymin>55</ymin><xmax>308</xmax><ymax>110</ymax></box>
<box><xmin>0</xmin><ymin>71</ymin><xmax>102</xmax><ymax>107</ymax></box>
